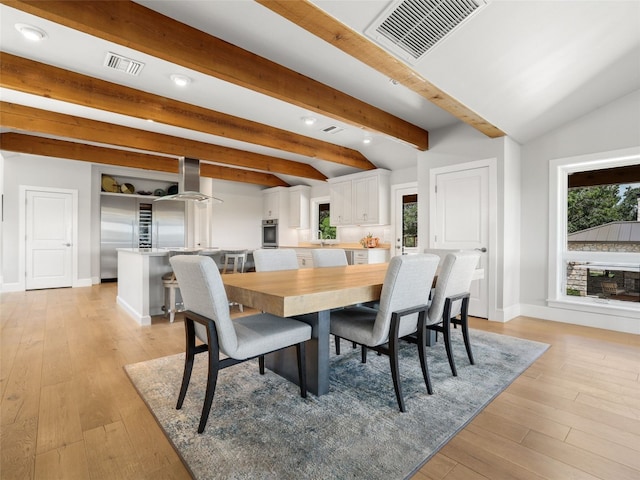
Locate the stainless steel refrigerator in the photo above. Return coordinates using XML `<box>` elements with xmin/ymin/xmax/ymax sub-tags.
<box><xmin>100</xmin><ymin>195</ymin><xmax>185</xmax><ymax>280</ymax></box>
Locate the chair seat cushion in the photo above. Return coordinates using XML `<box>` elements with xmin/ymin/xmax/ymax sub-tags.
<box><xmin>329</xmin><ymin>306</ymin><xmax>379</xmax><ymax>347</ymax></box>
<box><xmin>231</xmin><ymin>313</ymin><xmax>312</xmax><ymax>359</ymax></box>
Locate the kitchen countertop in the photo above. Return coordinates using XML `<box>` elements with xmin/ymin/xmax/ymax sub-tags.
<box><xmin>282</xmin><ymin>243</ymin><xmax>391</xmax><ymax>250</ymax></box>
<box><xmin>116</xmin><ymin>247</ymin><xmax>220</xmax><ymax>256</ymax></box>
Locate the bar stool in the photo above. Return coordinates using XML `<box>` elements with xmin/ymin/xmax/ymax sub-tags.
<box><xmin>163</xmin><ymin>250</ymin><xmax>199</xmax><ymax>322</ymax></box>
<box><xmin>221</xmin><ymin>250</ymin><xmax>247</xmax><ymax>312</ymax></box>
<box><xmin>222</xmin><ymin>250</ymin><xmax>247</xmax><ymax>274</ymax></box>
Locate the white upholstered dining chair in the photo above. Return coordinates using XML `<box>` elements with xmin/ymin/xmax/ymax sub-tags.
<box><xmin>328</xmin><ymin>254</ymin><xmax>440</xmax><ymax>412</ymax></box>
<box><xmin>253</xmin><ymin>248</ymin><xmax>299</xmax><ymax>272</ymax></box>
<box><xmin>310</xmin><ymin>248</ymin><xmax>348</xmax><ymax>267</ymax></box>
<box><xmin>170</xmin><ymin>255</ymin><xmax>312</xmax><ymax>433</ymax></box>
<box><xmin>426</xmin><ymin>251</ymin><xmax>481</xmax><ymax>377</ymax></box>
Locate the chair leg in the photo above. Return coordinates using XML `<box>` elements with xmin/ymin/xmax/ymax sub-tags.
<box><xmin>335</xmin><ymin>335</ymin><xmax>341</xmax><ymax>355</ymax></box>
<box><xmin>198</xmin><ymin>323</ymin><xmax>220</xmax><ymax>434</ymax></box>
<box><xmin>459</xmin><ymin>296</ymin><xmax>474</xmax><ymax>365</ymax></box>
<box><xmin>361</xmin><ymin>346</ymin><xmax>367</xmax><ymax>363</ymax></box>
<box><xmin>259</xmin><ymin>355</ymin><xmax>265</xmax><ymax>374</ymax></box>
<box><xmin>169</xmin><ymin>285</ymin><xmax>176</xmax><ymax>323</ymax></box>
<box><xmin>442</xmin><ymin>316</ymin><xmax>457</xmax><ymax>377</ymax></box>
<box><xmin>296</xmin><ymin>342</ymin><xmax>307</xmax><ymax>398</ymax></box>
<box><xmin>389</xmin><ymin>313</ymin><xmax>405</xmax><ymax>412</ymax></box>
<box><xmin>416</xmin><ymin>312</ymin><xmax>433</xmax><ymax>395</ymax></box>
<box><xmin>176</xmin><ymin>319</ymin><xmax>197</xmax><ymax>410</ymax></box>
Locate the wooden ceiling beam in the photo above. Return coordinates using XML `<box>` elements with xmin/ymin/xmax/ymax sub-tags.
<box><xmin>0</xmin><ymin>132</ymin><xmax>177</xmax><ymax>173</ymax></box>
<box><xmin>0</xmin><ymin>133</ymin><xmax>289</xmax><ymax>187</ymax></box>
<box><xmin>0</xmin><ymin>52</ymin><xmax>373</xmax><ymax>171</ymax></box>
<box><xmin>568</xmin><ymin>165</ymin><xmax>640</xmax><ymax>188</ymax></box>
<box><xmin>0</xmin><ymin>102</ymin><xmax>326</xmax><ymax>182</ymax></box>
<box><xmin>199</xmin><ymin>163</ymin><xmax>288</xmax><ymax>188</ymax></box>
<box><xmin>2</xmin><ymin>0</ymin><xmax>429</xmax><ymax>150</ymax></box>
<box><xmin>258</xmin><ymin>0</ymin><xmax>505</xmax><ymax>139</ymax></box>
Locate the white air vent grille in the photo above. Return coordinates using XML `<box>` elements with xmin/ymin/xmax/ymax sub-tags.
<box><xmin>366</xmin><ymin>0</ymin><xmax>485</xmax><ymax>64</ymax></box>
<box><xmin>322</xmin><ymin>125</ymin><xmax>344</xmax><ymax>135</ymax></box>
<box><xmin>104</xmin><ymin>52</ymin><xmax>145</xmax><ymax>76</ymax></box>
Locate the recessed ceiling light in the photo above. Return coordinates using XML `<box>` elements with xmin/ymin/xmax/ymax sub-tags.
<box><xmin>170</xmin><ymin>74</ymin><xmax>191</xmax><ymax>87</ymax></box>
<box><xmin>15</xmin><ymin>23</ymin><xmax>47</xmax><ymax>42</ymax></box>
<box><xmin>363</xmin><ymin>136</ymin><xmax>372</xmax><ymax>145</ymax></box>
<box><xmin>302</xmin><ymin>116</ymin><xmax>317</xmax><ymax>126</ymax></box>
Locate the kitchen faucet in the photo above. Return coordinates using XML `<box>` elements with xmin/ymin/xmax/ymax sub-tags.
<box><xmin>318</xmin><ymin>230</ymin><xmax>325</xmax><ymax>247</ymax></box>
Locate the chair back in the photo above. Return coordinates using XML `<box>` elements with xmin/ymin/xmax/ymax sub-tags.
<box><xmin>371</xmin><ymin>254</ymin><xmax>439</xmax><ymax>345</ymax></box>
<box><xmin>170</xmin><ymin>255</ymin><xmax>239</xmax><ymax>355</ymax></box>
<box><xmin>311</xmin><ymin>248</ymin><xmax>348</xmax><ymax>267</ymax></box>
<box><xmin>253</xmin><ymin>248</ymin><xmax>299</xmax><ymax>272</ymax></box>
<box><xmin>428</xmin><ymin>251</ymin><xmax>480</xmax><ymax>324</ymax></box>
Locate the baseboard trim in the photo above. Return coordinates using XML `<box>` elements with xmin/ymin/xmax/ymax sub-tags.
<box><xmin>520</xmin><ymin>303</ymin><xmax>639</xmax><ymax>335</ymax></box>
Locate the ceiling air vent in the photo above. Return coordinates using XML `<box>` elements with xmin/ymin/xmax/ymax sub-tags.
<box><xmin>321</xmin><ymin>125</ymin><xmax>344</xmax><ymax>135</ymax></box>
<box><xmin>104</xmin><ymin>52</ymin><xmax>145</xmax><ymax>76</ymax></box>
<box><xmin>365</xmin><ymin>0</ymin><xmax>486</xmax><ymax>65</ymax></box>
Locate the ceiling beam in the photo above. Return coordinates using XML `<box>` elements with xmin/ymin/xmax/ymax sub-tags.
<box><xmin>199</xmin><ymin>163</ymin><xmax>288</xmax><ymax>188</ymax></box>
<box><xmin>257</xmin><ymin>0</ymin><xmax>506</xmax><ymax>139</ymax></box>
<box><xmin>0</xmin><ymin>52</ymin><xmax>374</xmax><ymax>171</ymax></box>
<box><xmin>0</xmin><ymin>133</ymin><xmax>290</xmax><ymax>187</ymax></box>
<box><xmin>568</xmin><ymin>165</ymin><xmax>640</xmax><ymax>188</ymax></box>
<box><xmin>2</xmin><ymin>0</ymin><xmax>429</xmax><ymax>150</ymax></box>
<box><xmin>0</xmin><ymin>132</ymin><xmax>177</xmax><ymax>173</ymax></box>
<box><xmin>0</xmin><ymin>102</ymin><xmax>327</xmax><ymax>182</ymax></box>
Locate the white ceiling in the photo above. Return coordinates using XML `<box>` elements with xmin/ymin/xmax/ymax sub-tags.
<box><xmin>1</xmin><ymin>0</ymin><xmax>639</xmax><ymax>185</ymax></box>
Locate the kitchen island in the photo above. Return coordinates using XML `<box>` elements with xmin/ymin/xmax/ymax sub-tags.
<box><xmin>116</xmin><ymin>248</ymin><xmax>218</xmax><ymax>325</ymax></box>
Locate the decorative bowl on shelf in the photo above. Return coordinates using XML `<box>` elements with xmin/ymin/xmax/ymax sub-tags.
<box><xmin>101</xmin><ymin>175</ymin><xmax>119</xmax><ymax>193</ymax></box>
<box><xmin>120</xmin><ymin>183</ymin><xmax>135</xmax><ymax>194</ymax></box>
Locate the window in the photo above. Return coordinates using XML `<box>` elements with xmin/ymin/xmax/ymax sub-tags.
<box><xmin>311</xmin><ymin>197</ymin><xmax>336</xmax><ymax>241</ymax></box>
<box><xmin>549</xmin><ymin>147</ymin><xmax>640</xmax><ymax>316</ymax></box>
<box><xmin>318</xmin><ymin>202</ymin><xmax>336</xmax><ymax>240</ymax></box>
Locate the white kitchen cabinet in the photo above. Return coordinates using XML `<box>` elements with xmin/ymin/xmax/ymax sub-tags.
<box><xmin>262</xmin><ymin>189</ymin><xmax>280</xmax><ymax>220</ymax></box>
<box><xmin>288</xmin><ymin>185</ymin><xmax>310</xmax><ymax>228</ymax></box>
<box><xmin>329</xmin><ymin>179</ymin><xmax>352</xmax><ymax>226</ymax></box>
<box><xmin>352</xmin><ymin>249</ymin><xmax>388</xmax><ymax>265</ymax></box>
<box><xmin>328</xmin><ymin>169</ymin><xmax>390</xmax><ymax>226</ymax></box>
<box><xmin>295</xmin><ymin>250</ymin><xmax>314</xmax><ymax>268</ymax></box>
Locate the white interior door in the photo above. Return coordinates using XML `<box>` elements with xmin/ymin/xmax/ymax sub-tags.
<box><xmin>26</xmin><ymin>189</ymin><xmax>73</xmax><ymax>290</ymax></box>
<box><xmin>432</xmin><ymin>166</ymin><xmax>489</xmax><ymax>318</ymax></box>
<box><xmin>393</xmin><ymin>185</ymin><xmax>418</xmax><ymax>256</ymax></box>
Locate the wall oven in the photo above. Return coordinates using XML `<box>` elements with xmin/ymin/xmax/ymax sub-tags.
<box><xmin>262</xmin><ymin>219</ymin><xmax>278</xmax><ymax>248</ymax></box>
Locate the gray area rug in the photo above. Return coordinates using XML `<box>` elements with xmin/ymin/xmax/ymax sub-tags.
<box><xmin>125</xmin><ymin>329</ymin><xmax>548</xmax><ymax>479</ymax></box>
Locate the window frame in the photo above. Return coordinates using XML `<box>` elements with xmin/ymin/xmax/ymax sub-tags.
<box><xmin>548</xmin><ymin>146</ymin><xmax>640</xmax><ymax>317</ymax></box>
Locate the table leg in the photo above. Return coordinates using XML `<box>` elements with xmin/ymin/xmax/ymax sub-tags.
<box><xmin>426</xmin><ymin>329</ymin><xmax>436</xmax><ymax>346</ymax></box>
<box><xmin>264</xmin><ymin>310</ymin><xmax>330</xmax><ymax>396</ymax></box>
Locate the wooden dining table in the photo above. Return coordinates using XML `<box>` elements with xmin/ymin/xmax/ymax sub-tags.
<box><xmin>222</xmin><ymin>263</ymin><xmax>389</xmax><ymax>396</ymax></box>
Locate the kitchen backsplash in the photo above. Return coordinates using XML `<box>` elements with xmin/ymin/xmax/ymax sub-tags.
<box><xmin>296</xmin><ymin>226</ymin><xmax>391</xmax><ymax>244</ymax></box>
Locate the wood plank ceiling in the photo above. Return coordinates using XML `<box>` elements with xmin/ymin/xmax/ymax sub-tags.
<box><xmin>0</xmin><ymin>0</ymin><xmax>503</xmax><ymax>186</ymax></box>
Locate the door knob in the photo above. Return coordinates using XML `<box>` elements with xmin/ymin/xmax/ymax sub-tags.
<box><xmin>63</xmin><ymin>243</ymin><xmax>71</xmax><ymax>247</ymax></box>
<box><xmin>475</xmin><ymin>247</ymin><xmax>487</xmax><ymax>252</ymax></box>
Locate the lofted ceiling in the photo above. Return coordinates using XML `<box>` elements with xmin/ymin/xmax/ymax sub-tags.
<box><xmin>1</xmin><ymin>0</ymin><xmax>639</xmax><ymax>189</ymax></box>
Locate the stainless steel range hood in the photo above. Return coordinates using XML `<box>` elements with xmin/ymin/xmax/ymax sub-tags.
<box><xmin>155</xmin><ymin>157</ymin><xmax>223</xmax><ymax>203</ymax></box>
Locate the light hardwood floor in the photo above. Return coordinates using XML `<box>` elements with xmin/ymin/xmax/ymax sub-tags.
<box><xmin>1</xmin><ymin>283</ymin><xmax>638</xmax><ymax>479</ymax></box>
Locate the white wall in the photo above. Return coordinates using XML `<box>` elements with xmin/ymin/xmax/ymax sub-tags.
<box><xmin>206</xmin><ymin>179</ymin><xmax>263</xmax><ymax>250</ymax></box>
<box><xmin>0</xmin><ymin>153</ymin><xmax>4</xmax><ymax>286</ymax></box>
<box><xmin>519</xmin><ymin>89</ymin><xmax>640</xmax><ymax>330</ymax></box>
<box><xmin>2</xmin><ymin>153</ymin><xmax>93</xmax><ymax>287</ymax></box>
